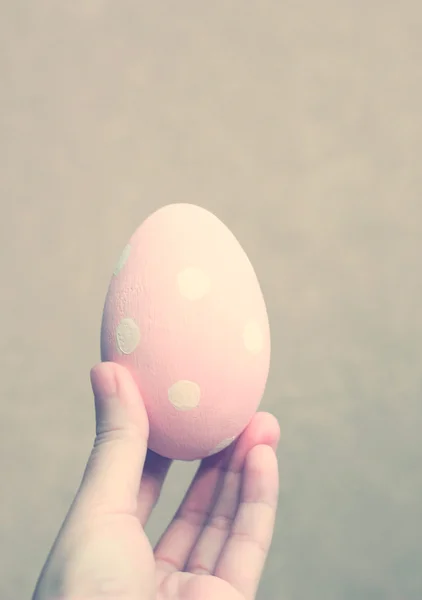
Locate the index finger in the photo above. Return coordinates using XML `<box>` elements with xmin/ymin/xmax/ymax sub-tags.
<box><xmin>136</xmin><ymin>449</ymin><xmax>172</xmax><ymax>525</ymax></box>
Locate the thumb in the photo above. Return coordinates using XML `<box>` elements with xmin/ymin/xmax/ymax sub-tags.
<box><xmin>75</xmin><ymin>362</ymin><xmax>149</xmax><ymax>518</ymax></box>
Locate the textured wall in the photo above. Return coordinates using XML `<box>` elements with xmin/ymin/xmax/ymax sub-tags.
<box><xmin>1</xmin><ymin>1</ymin><xmax>421</xmax><ymax>598</ymax></box>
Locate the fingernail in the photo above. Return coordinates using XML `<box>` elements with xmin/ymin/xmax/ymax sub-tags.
<box><xmin>91</xmin><ymin>362</ymin><xmax>117</xmax><ymax>399</ymax></box>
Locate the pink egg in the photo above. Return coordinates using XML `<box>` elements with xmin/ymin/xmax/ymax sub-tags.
<box><xmin>100</xmin><ymin>204</ymin><xmax>270</xmax><ymax>461</ymax></box>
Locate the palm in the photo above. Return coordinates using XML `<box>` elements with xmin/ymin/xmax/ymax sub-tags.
<box><xmin>158</xmin><ymin>572</ymin><xmax>242</xmax><ymax>600</ymax></box>
<box><xmin>135</xmin><ymin>412</ymin><xmax>279</xmax><ymax>600</ymax></box>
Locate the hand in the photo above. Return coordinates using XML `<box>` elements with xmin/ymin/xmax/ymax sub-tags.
<box><xmin>33</xmin><ymin>362</ymin><xmax>280</xmax><ymax>600</ymax></box>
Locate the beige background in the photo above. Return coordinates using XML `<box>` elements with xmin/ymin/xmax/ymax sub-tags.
<box><xmin>1</xmin><ymin>1</ymin><xmax>421</xmax><ymax>598</ymax></box>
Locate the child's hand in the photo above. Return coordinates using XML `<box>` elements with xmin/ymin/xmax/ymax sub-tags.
<box><xmin>33</xmin><ymin>362</ymin><xmax>280</xmax><ymax>600</ymax></box>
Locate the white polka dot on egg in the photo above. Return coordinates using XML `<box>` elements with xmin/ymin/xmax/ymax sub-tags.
<box><xmin>168</xmin><ymin>380</ymin><xmax>201</xmax><ymax>411</ymax></box>
<box><xmin>208</xmin><ymin>436</ymin><xmax>236</xmax><ymax>456</ymax></box>
<box><xmin>243</xmin><ymin>320</ymin><xmax>264</xmax><ymax>355</ymax></box>
<box><xmin>113</xmin><ymin>244</ymin><xmax>131</xmax><ymax>276</ymax></box>
<box><xmin>177</xmin><ymin>267</ymin><xmax>211</xmax><ymax>301</ymax></box>
<box><xmin>116</xmin><ymin>317</ymin><xmax>140</xmax><ymax>354</ymax></box>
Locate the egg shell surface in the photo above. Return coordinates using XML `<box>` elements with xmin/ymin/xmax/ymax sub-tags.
<box><xmin>100</xmin><ymin>203</ymin><xmax>271</xmax><ymax>461</ymax></box>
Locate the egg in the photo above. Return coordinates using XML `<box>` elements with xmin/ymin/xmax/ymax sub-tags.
<box><xmin>100</xmin><ymin>204</ymin><xmax>271</xmax><ymax>461</ymax></box>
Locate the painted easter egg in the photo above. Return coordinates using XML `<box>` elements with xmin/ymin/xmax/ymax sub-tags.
<box><xmin>100</xmin><ymin>204</ymin><xmax>270</xmax><ymax>461</ymax></box>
